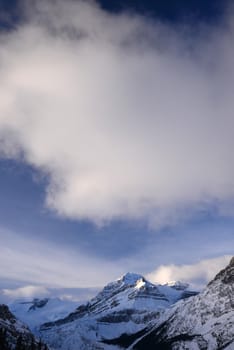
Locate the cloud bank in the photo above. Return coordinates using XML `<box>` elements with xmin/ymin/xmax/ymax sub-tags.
<box><xmin>147</xmin><ymin>255</ymin><xmax>232</xmax><ymax>289</ymax></box>
<box><xmin>0</xmin><ymin>0</ymin><xmax>234</xmax><ymax>226</ymax></box>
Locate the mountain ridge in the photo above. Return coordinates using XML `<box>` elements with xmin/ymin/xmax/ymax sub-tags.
<box><xmin>130</xmin><ymin>257</ymin><xmax>234</xmax><ymax>350</ymax></box>
<box><xmin>38</xmin><ymin>272</ymin><xmax>198</xmax><ymax>349</ymax></box>
<box><xmin>0</xmin><ymin>304</ymin><xmax>48</xmax><ymax>350</ymax></box>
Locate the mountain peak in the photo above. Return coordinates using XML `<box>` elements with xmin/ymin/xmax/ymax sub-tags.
<box><xmin>229</xmin><ymin>256</ymin><xmax>234</xmax><ymax>267</ymax></box>
<box><xmin>208</xmin><ymin>256</ymin><xmax>234</xmax><ymax>286</ymax></box>
<box><xmin>118</xmin><ymin>272</ymin><xmax>146</xmax><ymax>286</ymax></box>
<box><xmin>0</xmin><ymin>304</ymin><xmax>16</xmax><ymax>322</ymax></box>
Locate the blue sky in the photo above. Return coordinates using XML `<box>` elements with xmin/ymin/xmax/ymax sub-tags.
<box><xmin>0</xmin><ymin>0</ymin><xmax>233</xmax><ymax>299</ymax></box>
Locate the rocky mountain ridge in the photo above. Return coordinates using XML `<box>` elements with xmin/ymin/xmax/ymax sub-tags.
<box><xmin>125</xmin><ymin>257</ymin><xmax>234</xmax><ymax>350</ymax></box>
<box><xmin>0</xmin><ymin>304</ymin><xmax>48</xmax><ymax>350</ymax></box>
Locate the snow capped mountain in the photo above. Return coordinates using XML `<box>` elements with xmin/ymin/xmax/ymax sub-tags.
<box><xmin>130</xmin><ymin>257</ymin><xmax>234</xmax><ymax>350</ymax></box>
<box><xmin>6</xmin><ymin>259</ymin><xmax>233</xmax><ymax>350</ymax></box>
<box><xmin>39</xmin><ymin>272</ymin><xmax>197</xmax><ymax>350</ymax></box>
<box><xmin>0</xmin><ymin>304</ymin><xmax>48</xmax><ymax>350</ymax></box>
<box><xmin>9</xmin><ymin>297</ymin><xmax>79</xmax><ymax>333</ymax></box>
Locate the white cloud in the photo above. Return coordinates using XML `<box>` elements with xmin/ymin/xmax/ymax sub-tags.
<box><xmin>146</xmin><ymin>255</ymin><xmax>232</xmax><ymax>289</ymax></box>
<box><xmin>0</xmin><ymin>1</ymin><xmax>234</xmax><ymax>226</ymax></box>
<box><xmin>2</xmin><ymin>285</ymin><xmax>49</xmax><ymax>299</ymax></box>
<box><xmin>0</xmin><ymin>285</ymin><xmax>99</xmax><ymax>303</ymax></box>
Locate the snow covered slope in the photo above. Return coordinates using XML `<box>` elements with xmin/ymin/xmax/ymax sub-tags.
<box><xmin>9</xmin><ymin>297</ymin><xmax>79</xmax><ymax>333</ymax></box>
<box><xmin>0</xmin><ymin>304</ymin><xmax>48</xmax><ymax>349</ymax></box>
<box><xmin>131</xmin><ymin>257</ymin><xmax>234</xmax><ymax>350</ymax></box>
<box><xmin>40</xmin><ymin>272</ymin><xmax>197</xmax><ymax>350</ymax></box>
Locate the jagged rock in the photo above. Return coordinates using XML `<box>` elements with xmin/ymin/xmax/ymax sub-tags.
<box><xmin>209</xmin><ymin>256</ymin><xmax>234</xmax><ymax>285</ymax></box>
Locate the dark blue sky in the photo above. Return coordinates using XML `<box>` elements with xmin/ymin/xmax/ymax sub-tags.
<box><xmin>0</xmin><ymin>0</ymin><xmax>230</xmax><ymax>30</ymax></box>
<box><xmin>0</xmin><ymin>0</ymin><xmax>233</xmax><ymax>294</ymax></box>
<box><xmin>0</xmin><ymin>0</ymin><xmax>229</xmax><ymax>20</ymax></box>
<box><xmin>100</xmin><ymin>0</ymin><xmax>227</xmax><ymax>22</ymax></box>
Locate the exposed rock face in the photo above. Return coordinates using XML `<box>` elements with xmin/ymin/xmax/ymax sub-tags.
<box><xmin>0</xmin><ymin>304</ymin><xmax>48</xmax><ymax>350</ymax></box>
<box><xmin>0</xmin><ymin>305</ymin><xmax>16</xmax><ymax>322</ymax></box>
<box><xmin>209</xmin><ymin>256</ymin><xmax>234</xmax><ymax>285</ymax></box>
<box><xmin>28</xmin><ymin>299</ymin><xmax>49</xmax><ymax>311</ymax></box>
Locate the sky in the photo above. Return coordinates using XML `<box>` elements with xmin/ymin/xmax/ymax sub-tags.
<box><xmin>0</xmin><ymin>0</ymin><xmax>233</xmax><ymax>301</ymax></box>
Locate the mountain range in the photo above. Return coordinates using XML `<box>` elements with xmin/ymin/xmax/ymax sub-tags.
<box><xmin>1</xmin><ymin>257</ymin><xmax>233</xmax><ymax>349</ymax></box>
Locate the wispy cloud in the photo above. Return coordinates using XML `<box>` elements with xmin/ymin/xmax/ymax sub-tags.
<box><xmin>2</xmin><ymin>285</ymin><xmax>49</xmax><ymax>299</ymax></box>
<box><xmin>0</xmin><ymin>1</ymin><xmax>234</xmax><ymax>226</ymax></box>
<box><xmin>146</xmin><ymin>255</ymin><xmax>232</xmax><ymax>289</ymax></box>
<box><xmin>0</xmin><ymin>228</ymin><xmax>124</xmax><ymax>288</ymax></box>
<box><xmin>1</xmin><ymin>284</ymin><xmax>99</xmax><ymax>303</ymax></box>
